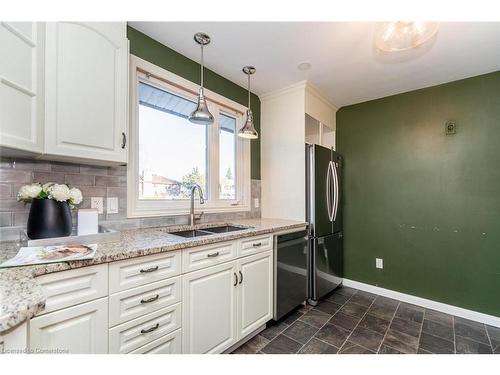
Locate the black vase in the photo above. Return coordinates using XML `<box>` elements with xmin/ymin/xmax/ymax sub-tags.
<box><xmin>27</xmin><ymin>199</ymin><xmax>72</xmax><ymax>239</ymax></box>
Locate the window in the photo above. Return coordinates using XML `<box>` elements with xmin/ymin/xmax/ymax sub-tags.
<box><xmin>219</xmin><ymin>113</ymin><xmax>236</xmax><ymax>200</ymax></box>
<box><xmin>138</xmin><ymin>82</ymin><xmax>207</xmax><ymax>200</ymax></box>
<box><xmin>128</xmin><ymin>56</ymin><xmax>251</xmax><ymax>218</ymax></box>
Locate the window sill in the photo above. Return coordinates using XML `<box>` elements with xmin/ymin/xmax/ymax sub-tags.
<box><xmin>127</xmin><ymin>203</ymin><xmax>251</xmax><ymax>219</ymax></box>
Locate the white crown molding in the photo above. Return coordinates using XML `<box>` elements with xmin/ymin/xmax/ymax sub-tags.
<box><xmin>304</xmin><ymin>81</ymin><xmax>338</xmax><ymax>111</ymax></box>
<box><xmin>343</xmin><ymin>278</ymin><xmax>500</xmax><ymax>328</ymax></box>
<box><xmin>259</xmin><ymin>80</ymin><xmax>338</xmax><ymax>112</ymax></box>
<box><xmin>258</xmin><ymin>80</ymin><xmax>308</xmax><ymax>102</ymax></box>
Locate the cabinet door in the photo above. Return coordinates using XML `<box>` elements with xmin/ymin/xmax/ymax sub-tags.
<box><xmin>0</xmin><ymin>322</ymin><xmax>27</xmax><ymax>353</ymax></box>
<box><xmin>0</xmin><ymin>22</ymin><xmax>43</xmax><ymax>153</ymax></box>
<box><xmin>29</xmin><ymin>297</ymin><xmax>108</xmax><ymax>354</ymax></box>
<box><xmin>44</xmin><ymin>22</ymin><xmax>128</xmax><ymax>164</ymax></box>
<box><xmin>182</xmin><ymin>261</ymin><xmax>238</xmax><ymax>354</ymax></box>
<box><xmin>237</xmin><ymin>251</ymin><xmax>273</xmax><ymax>338</ymax></box>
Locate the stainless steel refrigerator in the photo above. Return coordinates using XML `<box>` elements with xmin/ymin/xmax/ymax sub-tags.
<box><xmin>305</xmin><ymin>143</ymin><xmax>343</xmax><ymax>305</ymax></box>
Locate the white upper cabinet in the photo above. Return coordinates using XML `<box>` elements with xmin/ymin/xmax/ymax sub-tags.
<box><xmin>260</xmin><ymin>81</ymin><xmax>337</xmax><ymax>221</ymax></box>
<box><xmin>0</xmin><ymin>22</ymin><xmax>43</xmax><ymax>154</ymax></box>
<box><xmin>43</xmin><ymin>22</ymin><xmax>128</xmax><ymax>164</ymax></box>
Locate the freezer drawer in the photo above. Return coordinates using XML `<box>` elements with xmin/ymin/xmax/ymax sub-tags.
<box><xmin>308</xmin><ymin>232</ymin><xmax>343</xmax><ymax>303</ymax></box>
<box><xmin>274</xmin><ymin>230</ymin><xmax>308</xmax><ymax>320</ymax></box>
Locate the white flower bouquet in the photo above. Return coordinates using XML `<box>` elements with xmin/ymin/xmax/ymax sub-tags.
<box><xmin>17</xmin><ymin>182</ymin><xmax>83</xmax><ymax>208</ymax></box>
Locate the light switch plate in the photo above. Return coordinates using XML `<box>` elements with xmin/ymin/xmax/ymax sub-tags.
<box><xmin>254</xmin><ymin>198</ymin><xmax>260</xmax><ymax>209</ymax></box>
<box><xmin>91</xmin><ymin>197</ymin><xmax>104</xmax><ymax>214</ymax></box>
<box><xmin>376</xmin><ymin>258</ymin><xmax>384</xmax><ymax>269</ymax></box>
<box><xmin>107</xmin><ymin>197</ymin><xmax>118</xmax><ymax>214</ymax></box>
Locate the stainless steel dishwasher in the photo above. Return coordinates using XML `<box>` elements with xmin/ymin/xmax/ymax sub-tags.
<box><xmin>273</xmin><ymin>229</ymin><xmax>309</xmax><ymax>320</ymax></box>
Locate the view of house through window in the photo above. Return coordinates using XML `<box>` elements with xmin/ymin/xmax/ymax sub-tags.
<box><xmin>138</xmin><ymin>82</ymin><xmax>207</xmax><ymax>200</ymax></box>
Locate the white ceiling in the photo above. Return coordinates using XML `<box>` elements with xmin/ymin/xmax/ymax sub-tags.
<box><xmin>129</xmin><ymin>22</ymin><xmax>500</xmax><ymax>108</ymax></box>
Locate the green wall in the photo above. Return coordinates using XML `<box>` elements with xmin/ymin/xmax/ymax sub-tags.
<box><xmin>127</xmin><ymin>26</ymin><xmax>261</xmax><ymax>180</ymax></box>
<box><xmin>337</xmin><ymin>71</ymin><xmax>500</xmax><ymax>317</ymax></box>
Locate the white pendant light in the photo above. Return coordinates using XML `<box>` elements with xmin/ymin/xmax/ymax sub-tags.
<box><xmin>375</xmin><ymin>22</ymin><xmax>439</xmax><ymax>52</ymax></box>
<box><xmin>189</xmin><ymin>32</ymin><xmax>214</xmax><ymax>125</ymax></box>
<box><xmin>238</xmin><ymin>66</ymin><xmax>258</xmax><ymax>140</ymax></box>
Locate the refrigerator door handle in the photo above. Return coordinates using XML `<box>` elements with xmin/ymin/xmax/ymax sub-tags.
<box><xmin>327</xmin><ymin>161</ymin><xmax>334</xmax><ymax>222</ymax></box>
<box><xmin>332</xmin><ymin>161</ymin><xmax>339</xmax><ymax>221</ymax></box>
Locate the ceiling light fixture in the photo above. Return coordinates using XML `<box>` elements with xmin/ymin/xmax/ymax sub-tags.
<box><xmin>189</xmin><ymin>32</ymin><xmax>214</xmax><ymax>125</ymax></box>
<box><xmin>238</xmin><ymin>66</ymin><xmax>258</xmax><ymax>140</ymax></box>
<box><xmin>298</xmin><ymin>62</ymin><xmax>311</xmax><ymax>71</ymax></box>
<box><xmin>375</xmin><ymin>22</ymin><xmax>439</xmax><ymax>52</ymax></box>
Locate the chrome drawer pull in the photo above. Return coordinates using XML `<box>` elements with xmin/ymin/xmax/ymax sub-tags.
<box><xmin>140</xmin><ymin>266</ymin><xmax>159</xmax><ymax>274</ymax></box>
<box><xmin>140</xmin><ymin>323</ymin><xmax>159</xmax><ymax>334</ymax></box>
<box><xmin>207</xmin><ymin>251</ymin><xmax>220</xmax><ymax>258</ymax></box>
<box><xmin>252</xmin><ymin>242</ymin><xmax>262</xmax><ymax>247</ymax></box>
<box><xmin>140</xmin><ymin>294</ymin><xmax>160</xmax><ymax>304</ymax></box>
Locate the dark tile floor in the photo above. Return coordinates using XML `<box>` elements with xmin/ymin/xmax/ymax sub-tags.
<box><xmin>232</xmin><ymin>286</ymin><xmax>500</xmax><ymax>354</ymax></box>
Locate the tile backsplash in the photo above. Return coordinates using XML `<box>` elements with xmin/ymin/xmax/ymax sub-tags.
<box><xmin>0</xmin><ymin>157</ymin><xmax>261</xmax><ymax>241</ymax></box>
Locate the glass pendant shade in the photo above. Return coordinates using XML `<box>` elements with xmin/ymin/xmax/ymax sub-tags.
<box><xmin>189</xmin><ymin>32</ymin><xmax>214</xmax><ymax>125</ymax></box>
<box><xmin>238</xmin><ymin>66</ymin><xmax>259</xmax><ymax>139</ymax></box>
<box><xmin>375</xmin><ymin>22</ymin><xmax>439</xmax><ymax>52</ymax></box>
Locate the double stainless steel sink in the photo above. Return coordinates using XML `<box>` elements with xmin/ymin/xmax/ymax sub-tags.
<box><xmin>170</xmin><ymin>225</ymin><xmax>249</xmax><ymax>238</ymax></box>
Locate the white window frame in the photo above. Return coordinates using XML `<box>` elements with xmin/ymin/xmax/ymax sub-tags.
<box><xmin>127</xmin><ymin>55</ymin><xmax>251</xmax><ymax>218</ymax></box>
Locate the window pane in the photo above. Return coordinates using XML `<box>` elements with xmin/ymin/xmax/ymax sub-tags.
<box><xmin>219</xmin><ymin>113</ymin><xmax>236</xmax><ymax>200</ymax></box>
<box><xmin>138</xmin><ymin>82</ymin><xmax>207</xmax><ymax>200</ymax></box>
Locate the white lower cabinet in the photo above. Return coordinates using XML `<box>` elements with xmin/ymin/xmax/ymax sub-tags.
<box><xmin>29</xmin><ymin>297</ymin><xmax>108</xmax><ymax>354</ymax></box>
<box><xmin>237</xmin><ymin>251</ymin><xmax>273</xmax><ymax>338</ymax></box>
<box><xmin>182</xmin><ymin>261</ymin><xmax>238</xmax><ymax>354</ymax></box>
<box><xmin>108</xmin><ymin>303</ymin><xmax>181</xmax><ymax>354</ymax></box>
<box><xmin>0</xmin><ymin>323</ymin><xmax>27</xmax><ymax>353</ymax></box>
<box><xmin>182</xmin><ymin>250</ymin><xmax>273</xmax><ymax>354</ymax></box>
<box><xmin>14</xmin><ymin>234</ymin><xmax>276</xmax><ymax>354</ymax></box>
<box><xmin>130</xmin><ymin>328</ymin><xmax>182</xmax><ymax>354</ymax></box>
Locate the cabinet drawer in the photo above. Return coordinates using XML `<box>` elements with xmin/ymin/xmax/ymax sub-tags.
<box><xmin>36</xmin><ymin>264</ymin><xmax>108</xmax><ymax>314</ymax></box>
<box><xmin>130</xmin><ymin>328</ymin><xmax>182</xmax><ymax>354</ymax></box>
<box><xmin>109</xmin><ymin>251</ymin><xmax>181</xmax><ymax>293</ymax></box>
<box><xmin>182</xmin><ymin>242</ymin><xmax>236</xmax><ymax>273</ymax></box>
<box><xmin>109</xmin><ymin>303</ymin><xmax>181</xmax><ymax>354</ymax></box>
<box><xmin>238</xmin><ymin>235</ymin><xmax>273</xmax><ymax>257</ymax></box>
<box><xmin>109</xmin><ymin>276</ymin><xmax>181</xmax><ymax>327</ymax></box>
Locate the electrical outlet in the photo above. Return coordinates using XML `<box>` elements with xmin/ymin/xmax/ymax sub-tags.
<box><xmin>91</xmin><ymin>197</ymin><xmax>104</xmax><ymax>214</ymax></box>
<box><xmin>107</xmin><ymin>197</ymin><xmax>118</xmax><ymax>214</ymax></box>
<box><xmin>376</xmin><ymin>258</ymin><xmax>384</xmax><ymax>269</ymax></box>
<box><xmin>254</xmin><ymin>198</ymin><xmax>260</xmax><ymax>209</ymax></box>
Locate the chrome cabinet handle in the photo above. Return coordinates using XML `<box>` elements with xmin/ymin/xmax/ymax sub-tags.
<box><xmin>238</xmin><ymin>271</ymin><xmax>243</xmax><ymax>284</ymax></box>
<box><xmin>140</xmin><ymin>294</ymin><xmax>160</xmax><ymax>304</ymax></box>
<box><xmin>140</xmin><ymin>266</ymin><xmax>159</xmax><ymax>274</ymax></box>
<box><xmin>234</xmin><ymin>272</ymin><xmax>238</xmax><ymax>286</ymax></box>
<box><xmin>207</xmin><ymin>251</ymin><xmax>219</xmax><ymax>258</ymax></box>
<box><xmin>140</xmin><ymin>323</ymin><xmax>159</xmax><ymax>334</ymax></box>
<box><xmin>121</xmin><ymin>132</ymin><xmax>127</xmax><ymax>149</ymax></box>
<box><xmin>252</xmin><ymin>242</ymin><xmax>262</xmax><ymax>247</ymax></box>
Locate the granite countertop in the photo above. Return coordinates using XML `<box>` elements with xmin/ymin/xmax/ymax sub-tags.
<box><xmin>0</xmin><ymin>218</ymin><xmax>307</xmax><ymax>334</ymax></box>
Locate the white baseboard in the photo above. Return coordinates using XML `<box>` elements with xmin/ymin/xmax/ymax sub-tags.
<box><xmin>343</xmin><ymin>278</ymin><xmax>500</xmax><ymax>328</ymax></box>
